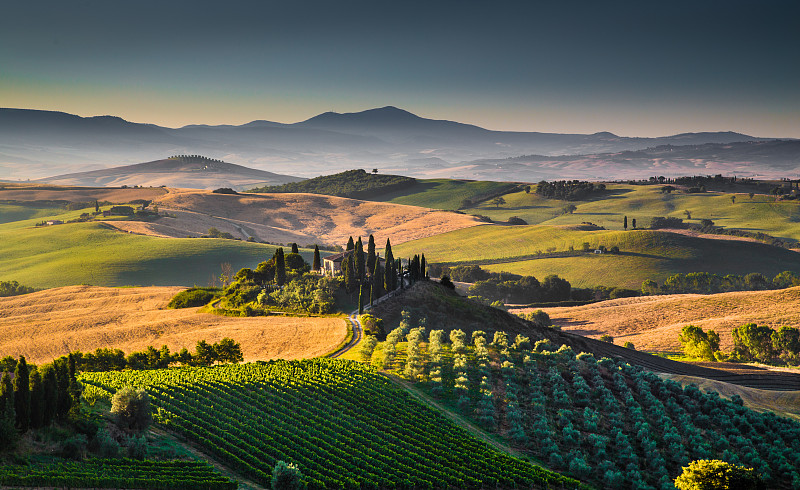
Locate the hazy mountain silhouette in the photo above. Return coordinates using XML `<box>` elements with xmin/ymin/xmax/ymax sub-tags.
<box><xmin>39</xmin><ymin>157</ymin><xmax>302</xmax><ymax>190</ymax></box>
<box><xmin>0</xmin><ymin>106</ymin><xmax>788</xmax><ymax>181</ymax></box>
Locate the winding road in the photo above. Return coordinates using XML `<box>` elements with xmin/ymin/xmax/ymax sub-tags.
<box><xmin>328</xmin><ymin>311</ymin><xmax>363</xmax><ymax>358</ymax></box>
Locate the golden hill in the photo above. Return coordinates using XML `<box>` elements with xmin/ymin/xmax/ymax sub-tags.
<box><xmin>0</xmin><ymin>286</ymin><xmax>346</xmax><ymax>364</ymax></box>
<box><xmin>110</xmin><ymin>188</ymin><xmax>483</xmax><ymax>246</ymax></box>
<box><xmin>511</xmin><ymin>286</ymin><xmax>800</xmax><ymax>353</ymax></box>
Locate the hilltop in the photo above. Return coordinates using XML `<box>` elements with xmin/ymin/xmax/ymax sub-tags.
<box><xmin>0</xmin><ymin>285</ymin><xmax>345</xmax><ymax>364</ymax></box>
<box><xmin>39</xmin><ymin>155</ymin><xmax>302</xmax><ymax>190</ymax></box>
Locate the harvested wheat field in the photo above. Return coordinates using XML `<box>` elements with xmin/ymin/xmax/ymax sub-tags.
<box><xmin>118</xmin><ymin>188</ymin><xmax>483</xmax><ymax>246</ymax></box>
<box><xmin>511</xmin><ymin>286</ymin><xmax>800</xmax><ymax>353</ymax></box>
<box><xmin>0</xmin><ymin>286</ymin><xmax>346</xmax><ymax>364</ymax></box>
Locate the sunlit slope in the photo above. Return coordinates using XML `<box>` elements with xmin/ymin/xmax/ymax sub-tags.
<box><xmin>0</xmin><ymin>285</ymin><xmax>345</xmax><ymax>363</ymax></box>
<box><xmin>462</xmin><ymin>184</ymin><xmax>800</xmax><ymax>239</ymax></box>
<box><xmin>395</xmin><ymin>226</ymin><xmax>800</xmax><ymax>288</ymax></box>
<box><xmin>377</xmin><ymin>178</ymin><xmax>517</xmax><ymax>210</ymax></box>
<box><xmin>0</xmin><ymin>221</ymin><xmax>292</xmax><ymax>288</ymax></box>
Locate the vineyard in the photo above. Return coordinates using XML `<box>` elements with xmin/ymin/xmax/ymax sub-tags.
<box><xmin>80</xmin><ymin>359</ymin><xmax>585</xmax><ymax>489</ymax></box>
<box><xmin>369</xmin><ymin>325</ymin><xmax>800</xmax><ymax>489</ymax></box>
<box><xmin>0</xmin><ymin>459</ymin><xmax>236</xmax><ymax>489</ymax></box>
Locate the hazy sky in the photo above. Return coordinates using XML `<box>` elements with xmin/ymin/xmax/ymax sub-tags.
<box><xmin>2</xmin><ymin>0</ymin><xmax>798</xmax><ymax>137</ymax></box>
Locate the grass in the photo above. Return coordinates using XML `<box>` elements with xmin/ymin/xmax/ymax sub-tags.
<box><xmin>0</xmin><ymin>220</ymin><xmax>317</xmax><ymax>288</ymax></box>
<box><xmin>395</xmin><ymin>225</ymin><xmax>800</xmax><ymax>288</ymax></box>
<box><xmin>462</xmin><ymin>184</ymin><xmax>800</xmax><ymax>240</ymax></box>
<box><xmin>0</xmin><ymin>203</ymin><xmax>68</xmax><ymax>224</ymax></box>
<box><xmin>377</xmin><ymin>179</ymin><xmax>517</xmax><ymax>210</ymax></box>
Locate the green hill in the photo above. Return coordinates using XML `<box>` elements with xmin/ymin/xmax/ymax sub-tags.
<box><xmin>0</xmin><ymin>220</ymin><xmax>307</xmax><ymax>288</ymax></box>
<box><xmin>462</xmin><ymin>183</ymin><xmax>800</xmax><ymax>240</ymax></box>
<box><xmin>395</xmin><ymin>226</ymin><xmax>800</xmax><ymax>289</ymax></box>
<box><xmin>247</xmin><ymin>168</ymin><xmax>416</xmax><ymax>199</ymax></box>
<box><xmin>81</xmin><ymin>359</ymin><xmax>582</xmax><ymax>489</ymax></box>
<box><xmin>376</xmin><ymin>178</ymin><xmax>519</xmax><ymax>210</ymax></box>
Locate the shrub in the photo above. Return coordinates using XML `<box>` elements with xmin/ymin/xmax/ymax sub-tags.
<box><xmin>127</xmin><ymin>434</ymin><xmax>149</xmax><ymax>460</ymax></box>
<box><xmin>674</xmin><ymin>459</ymin><xmax>764</xmax><ymax>490</ymax></box>
<box><xmin>212</xmin><ymin>188</ymin><xmax>238</xmax><ymax>194</ymax></box>
<box><xmin>599</xmin><ymin>335</ymin><xmax>614</xmax><ymax>343</ymax></box>
<box><xmin>167</xmin><ymin>288</ymin><xmax>221</xmax><ymax>308</ymax></box>
<box><xmin>507</xmin><ymin>216</ymin><xmax>528</xmax><ymax>225</ymax></box>
<box><xmin>111</xmin><ymin>387</ymin><xmax>152</xmax><ymax>432</ymax></box>
<box><xmin>272</xmin><ymin>461</ymin><xmax>302</xmax><ymax>490</ymax></box>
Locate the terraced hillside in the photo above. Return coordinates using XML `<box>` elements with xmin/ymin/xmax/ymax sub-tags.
<box><xmin>0</xmin><ymin>286</ymin><xmax>345</xmax><ymax>363</ymax></box>
<box><xmin>395</xmin><ymin>225</ymin><xmax>800</xmax><ymax>288</ymax></box>
<box><xmin>80</xmin><ymin>359</ymin><xmax>584</xmax><ymax>489</ymax></box>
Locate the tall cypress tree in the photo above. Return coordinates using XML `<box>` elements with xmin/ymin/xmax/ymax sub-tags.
<box><xmin>384</xmin><ymin>238</ymin><xmax>394</xmax><ymax>292</ymax></box>
<box><xmin>274</xmin><ymin>248</ymin><xmax>286</xmax><ymax>286</ymax></box>
<box><xmin>67</xmin><ymin>354</ymin><xmax>81</xmax><ymax>414</ymax></box>
<box><xmin>29</xmin><ymin>368</ymin><xmax>44</xmax><ymax>429</ymax></box>
<box><xmin>0</xmin><ymin>373</ymin><xmax>16</xmax><ymax>449</ymax></box>
<box><xmin>291</xmin><ymin>243</ymin><xmax>299</xmax><ymax>254</ymax></box>
<box><xmin>343</xmin><ymin>252</ymin><xmax>356</xmax><ymax>292</ymax></box>
<box><xmin>623</xmin><ymin>215</ymin><xmax>628</xmax><ymax>231</ymax></box>
<box><xmin>354</xmin><ymin>237</ymin><xmax>365</xmax><ymax>283</ymax></box>
<box><xmin>42</xmin><ymin>365</ymin><xmax>58</xmax><ymax>426</ymax></box>
<box><xmin>398</xmin><ymin>259</ymin><xmax>404</xmax><ymax>290</ymax></box>
<box><xmin>55</xmin><ymin>359</ymin><xmax>71</xmax><ymax>420</ymax></box>
<box><xmin>421</xmin><ymin>254</ymin><xmax>427</xmax><ymax>280</ymax></box>
<box><xmin>367</xmin><ymin>235</ymin><xmax>376</xmax><ymax>275</ymax></box>
<box><xmin>312</xmin><ymin>245</ymin><xmax>321</xmax><ymax>272</ymax></box>
<box><xmin>13</xmin><ymin>356</ymin><xmax>30</xmax><ymax>432</ymax></box>
<box><xmin>346</xmin><ymin>236</ymin><xmax>355</xmax><ymax>251</ymax></box>
<box><xmin>371</xmin><ymin>258</ymin><xmax>383</xmax><ymax>305</ymax></box>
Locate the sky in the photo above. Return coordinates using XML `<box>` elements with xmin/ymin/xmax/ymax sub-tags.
<box><xmin>1</xmin><ymin>0</ymin><xmax>798</xmax><ymax>137</ymax></box>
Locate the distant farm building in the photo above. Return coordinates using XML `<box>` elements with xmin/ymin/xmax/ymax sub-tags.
<box><xmin>322</xmin><ymin>250</ymin><xmax>385</xmax><ymax>276</ymax></box>
<box><xmin>45</xmin><ymin>220</ymin><xmax>63</xmax><ymax>225</ymax></box>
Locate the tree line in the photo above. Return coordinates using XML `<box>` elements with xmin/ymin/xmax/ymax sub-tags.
<box><xmin>643</xmin><ymin>270</ymin><xmax>800</xmax><ymax>295</ymax></box>
<box><xmin>680</xmin><ymin>323</ymin><xmax>800</xmax><ymax>365</ymax></box>
<box><xmin>247</xmin><ymin>169</ymin><xmax>416</xmax><ymax>199</ymax></box>
<box><xmin>535</xmin><ymin>180</ymin><xmax>606</xmax><ymax>201</ymax></box>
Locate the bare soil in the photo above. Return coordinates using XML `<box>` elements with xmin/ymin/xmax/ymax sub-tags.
<box><xmin>0</xmin><ymin>286</ymin><xmax>345</xmax><ymax>364</ymax></box>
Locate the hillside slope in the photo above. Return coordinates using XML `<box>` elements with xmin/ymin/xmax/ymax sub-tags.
<box><xmin>396</xmin><ymin>225</ymin><xmax>800</xmax><ymax>288</ymax></box>
<box><xmin>40</xmin><ymin>156</ymin><xmax>302</xmax><ymax>190</ymax></box>
<box><xmin>513</xmin><ymin>286</ymin><xmax>800</xmax><ymax>354</ymax></box>
<box><xmin>0</xmin><ymin>286</ymin><xmax>345</xmax><ymax>363</ymax></box>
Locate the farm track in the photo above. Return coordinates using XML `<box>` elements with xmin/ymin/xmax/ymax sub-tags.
<box><xmin>328</xmin><ymin>312</ymin><xmax>362</xmax><ymax>358</ymax></box>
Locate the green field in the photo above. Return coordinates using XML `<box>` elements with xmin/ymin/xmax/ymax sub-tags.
<box><xmin>377</xmin><ymin>178</ymin><xmax>518</xmax><ymax>210</ymax></box>
<box><xmin>395</xmin><ymin>226</ymin><xmax>800</xmax><ymax>288</ymax></box>
<box><xmin>81</xmin><ymin>359</ymin><xmax>581</xmax><ymax>489</ymax></box>
<box><xmin>0</xmin><ymin>219</ymin><xmax>316</xmax><ymax>288</ymax></box>
<box><xmin>0</xmin><ymin>203</ymin><xmax>70</xmax><ymax>224</ymax></box>
<box><xmin>462</xmin><ymin>184</ymin><xmax>800</xmax><ymax>239</ymax></box>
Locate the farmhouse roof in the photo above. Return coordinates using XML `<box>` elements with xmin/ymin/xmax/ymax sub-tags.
<box><xmin>323</xmin><ymin>251</ymin><xmax>351</xmax><ymax>263</ymax></box>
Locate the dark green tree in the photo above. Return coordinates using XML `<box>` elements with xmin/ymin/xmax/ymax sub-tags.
<box><xmin>0</xmin><ymin>373</ymin><xmax>16</xmax><ymax>449</ymax></box>
<box><xmin>214</xmin><ymin>338</ymin><xmax>244</xmax><ymax>364</ymax></box>
<box><xmin>358</xmin><ymin>284</ymin><xmax>364</xmax><ymax>315</ymax></box>
<box><xmin>111</xmin><ymin>387</ymin><xmax>152</xmax><ymax>432</ymax></box>
<box><xmin>41</xmin><ymin>364</ymin><xmax>58</xmax><ymax>426</ymax></box>
<box><xmin>346</xmin><ymin>236</ymin><xmax>354</xmax><ymax>251</ymax></box>
<box><xmin>13</xmin><ymin>356</ymin><xmax>30</xmax><ymax>432</ymax></box>
<box><xmin>312</xmin><ymin>245</ymin><xmax>321</xmax><ymax>271</ymax></box>
<box><xmin>632</xmin><ymin>218</ymin><xmax>637</xmax><ymax>229</ymax></box>
<box><xmin>94</xmin><ymin>200</ymin><xmax>99</xmax><ymax>213</ymax></box>
<box><xmin>271</xmin><ymin>461</ymin><xmax>302</xmax><ymax>490</ymax></box>
<box><xmin>354</xmin><ymin>237</ymin><xmax>365</xmax><ymax>282</ymax></box>
<box><xmin>54</xmin><ymin>359</ymin><xmax>71</xmax><ymax>420</ymax></box>
<box><xmin>397</xmin><ymin>259</ymin><xmax>404</xmax><ymax>290</ymax></box>
<box><xmin>343</xmin><ymin>252</ymin><xmax>356</xmax><ymax>292</ymax></box>
<box><xmin>29</xmin><ymin>367</ymin><xmax>44</xmax><ymax>429</ymax></box>
<box><xmin>290</xmin><ymin>243</ymin><xmax>299</xmax><ymax>254</ymax></box>
<box><xmin>367</xmin><ymin>235</ymin><xmax>376</xmax><ymax>275</ymax></box>
<box><xmin>384</xmin><ymin>238</ymin><xmax>395</xmax><ymax>292</ymax></box>
<box><xmin>194</xmin><ymin>340</ymin><xmax>216</xmax><ymax>367</ymax></box>
<box><xmin>371</xmin><ymin>258</ymin><xmax>383</xmax><ymax>305</ymax></box>
<box><xmin>733</xmin><ymin>323</ymin><xmax>775</xmax><ymax>362</ymax></box>
<box><xmin>624</xmin><ymin>215</ymin><xmax>628</xmax><ymax>230</ymax></box>
<box><xmin>274</xmin><ymin>248</ymin><xmax>286</xmax><ymax>286</ymax></box>
<box><xmin>421</xmin><ymin>253</ymin><xmax>427</xmax><ymax>279</ymax></box>
<box><xmin>67</xmin><ymin>353</ymin><xmax>81</xmax><ymax>414</ymax></box>
<box><xmin>284</xmin><ymin>253</ymin><xmax>308</xmax><ymax>272</ymax></box>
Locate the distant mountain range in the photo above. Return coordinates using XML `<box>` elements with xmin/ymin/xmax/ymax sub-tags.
<box><xmin>38</xmin><ymin>156</ymin><xmax>301</xmax><ymax>190</ymax></box>
<box><xmin>0</xmin><ymin>106</ymin><xmax>796</xmax><ymax>181</ymax></box>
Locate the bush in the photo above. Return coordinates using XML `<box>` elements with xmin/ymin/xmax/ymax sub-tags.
<box><xmin>507</xmin><ymin>216</ymin><xmax>528</xmax><ymax>225</ymax></box>
<box><xmin>674</xmin><ymin>459</ymin><xmax>764</xmax><ymax>490</ymax></box>
<box><xmin>111</xmin><ymin>387</ymin><xmax>152</xmax><ymax>432</ymax></box>
<box><xmin>212</xmin><ymin>188</ymin><xmax>239</xmax><ymax>194</ymax></box>
<box><xmin>599</xmin><ymin>335</ymin><xmax>614</xmax><ymax>343</ymax></box>
<box><xmin>272</xmin><ymin>461</ymin><xmax>302</xmax><ymax>490</ymax></box>
<box><xmin>127</xmin><ymin>434</ymin><xmax>149</xmax><ymax>460</ymax></box>
<box><xmin>167</xmin><ymin>288</ymin><xmax>221</xmax><ymax>308</ymax></box>
<box><xmin>439</xmin><ymin>275</ymin><xmax>456</xmax><ymax>289</ymax></box>
<box><xmin>61</xmin><ymin>434</ymin><xmax>88</xmax><ymax>460</ymax></box>
<box><xmin>95</xmin><ymin>429</ymin><xmax>120</xmax><ymax>458</ymax></box>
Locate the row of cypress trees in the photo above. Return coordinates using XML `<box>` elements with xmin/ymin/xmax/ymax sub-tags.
<box><xmin>0</xmin><ymin>355</ymin><xmax>80</xmax><ymax>449</ymax></box>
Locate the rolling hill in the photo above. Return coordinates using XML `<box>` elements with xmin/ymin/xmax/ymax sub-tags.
<box><xmin>512</xmin><ymin>286</ymin><xmax>800</xmax><ymax>354</ymax></box>
<box><xmin>1</xmin><ymin>106</ymin><xmax>784</xmax><ymax>181</ymax></box>
<box><xmin>0</xmin><ymin>285</ymin><xmax>346</xmax><ymax>364</ymax></box>
<box><xmin>394</xmin><ymin>225</ymin><xmax>800</xmax><ymax>289</ymax></box>
<box><xmin>39</xmin><ymin>155</ymin><xmax>302</xmax><ymax>190</ymax></box>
